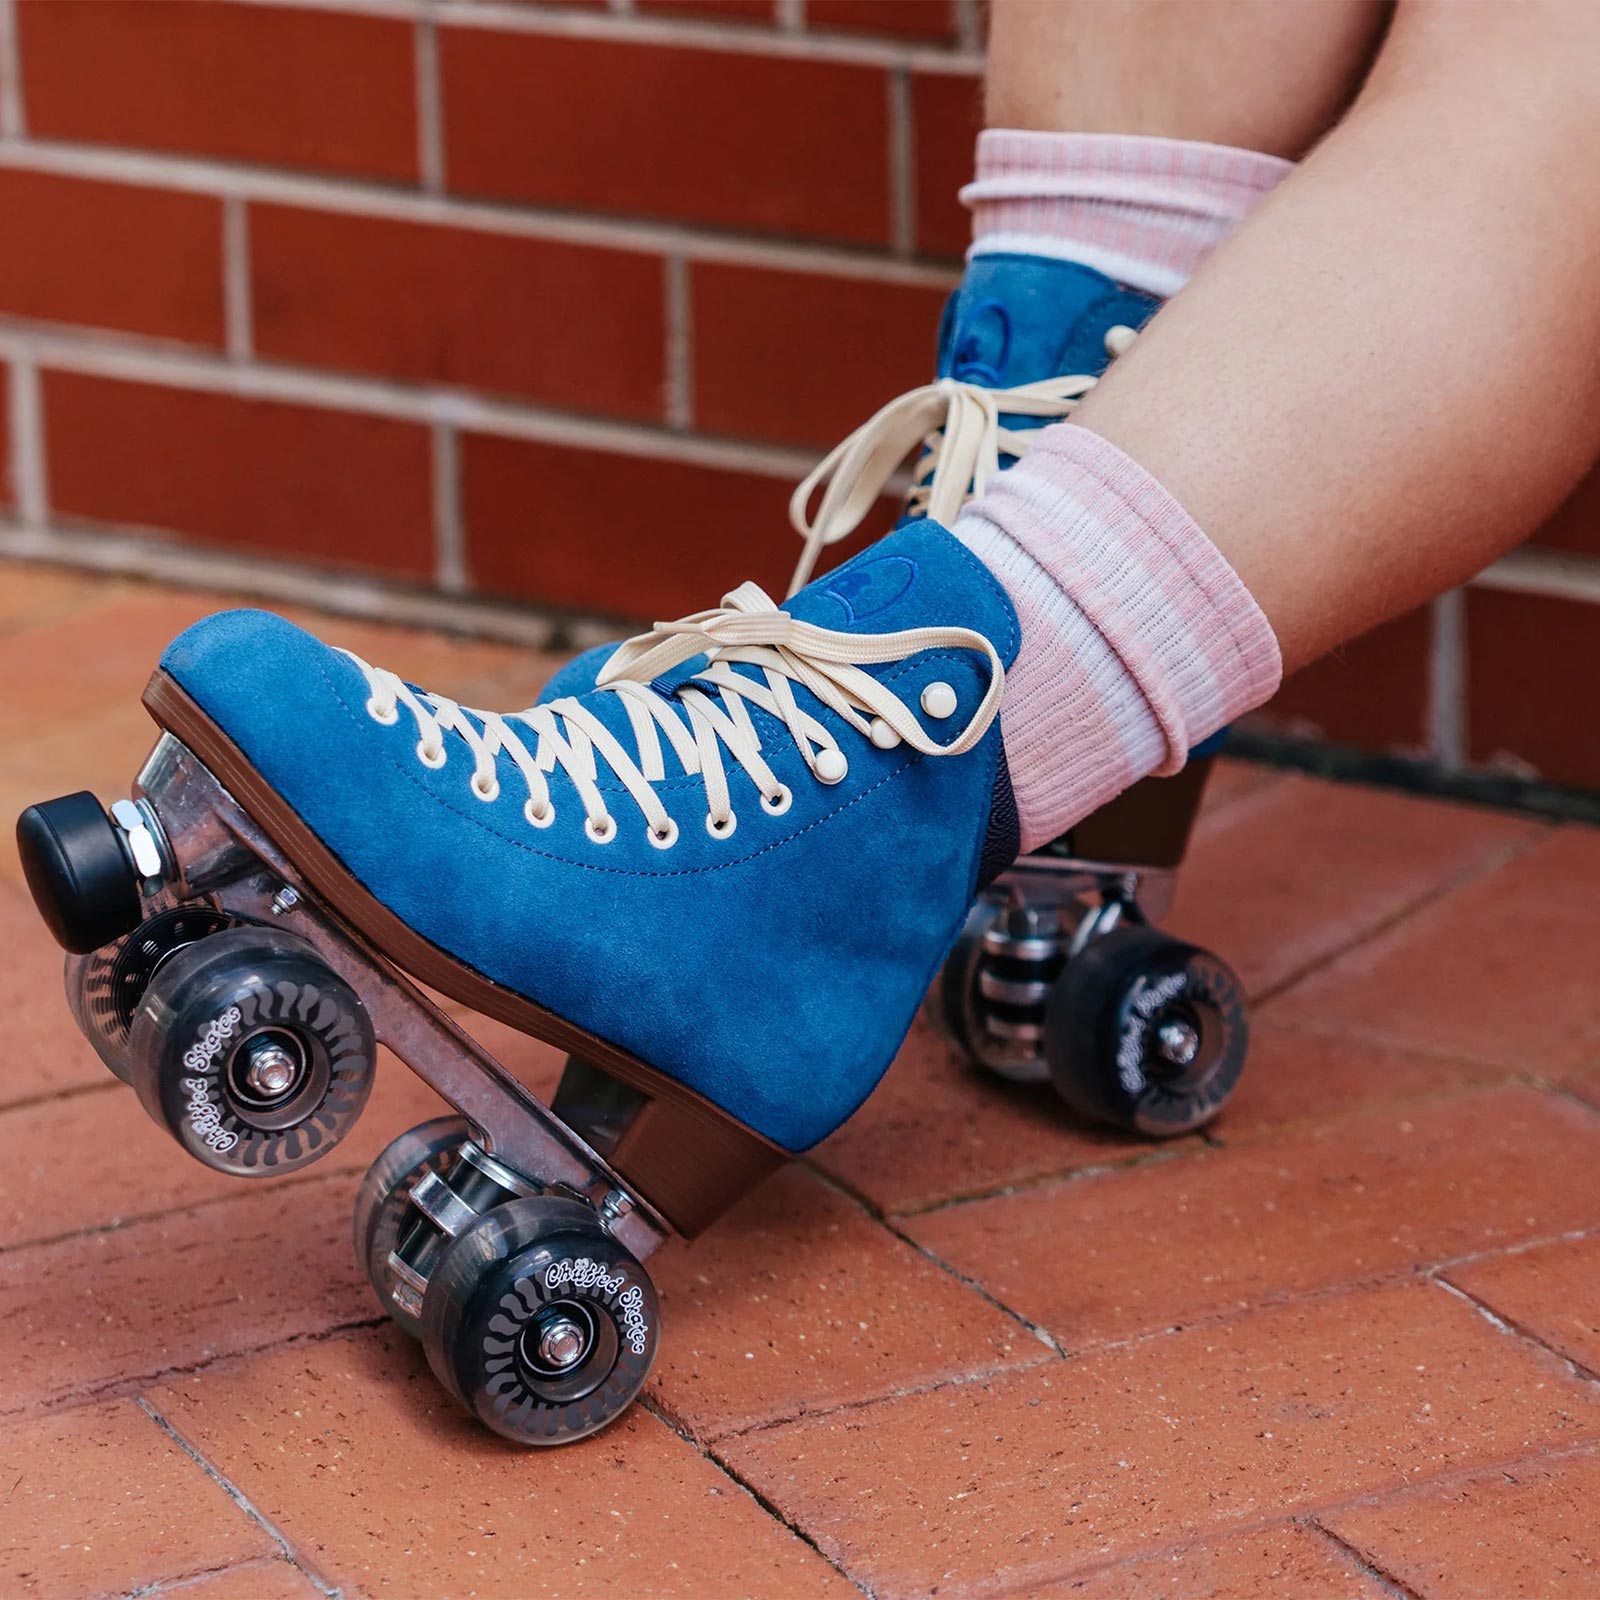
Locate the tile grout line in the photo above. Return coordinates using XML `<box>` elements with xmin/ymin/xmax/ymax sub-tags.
<box><xmin>637</xmin><ymin>1394</ymin><xmax>880</xmax><ymax>1599</ymax></box>
<box><xmin>1302</xmin><ymin>1518</ymin><xmax>1427</xmax><ymax>1600</ymax></box>
<box><xmin>0</xmin><ymin>0</ymin><xmax>22</xmax><ymax>139</ymax></box>
<box><xmin>135</xmin><ymin>1396</ymin><xmax>344</xmax><ymax>1598</ymax></box>
<box><xmin>0</xmin><ymin>137</ymin><xmax>965</xmax><ymax>287</ymax></box>
<box><xmin>1251</xmin><ymin>819</ymin><xmax>1555</xmax><ymax>1009</ymax></box>
<box><xmin>118</xmin><ymin>1554</ymin><xmax>305</xmax><ymax>1600</ymax></box>
<box><xmin>1431</xmin><ymin>1273</ymin><xmax>1600</xmax><ymax>1393</ymax></box>
<box><xmin>222</xmin><ymin>197</ymin><xmax>254</xmax><ymax>363</ymax></box>
<box><xmin>5</xmin><ymin>1316</ymin><xmax>390</xmax><ymax>1427</ymax></box>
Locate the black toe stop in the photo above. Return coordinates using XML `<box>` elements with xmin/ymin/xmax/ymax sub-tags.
<box><xmin>16</xmin><ymin>792</ymin><xmax>143</xmax><ymax>955</ymax></box>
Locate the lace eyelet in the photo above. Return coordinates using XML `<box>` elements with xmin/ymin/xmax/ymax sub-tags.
<box><xmin>705</xmin><ymin>811</ymin><xmax>738</xmax><ymax>840</ymax></box>
<box><xmin>471</xmin><ymin>772</ymin><xmax>500</xmax><ymax>803</ymax></box>
<box><xmin>647</xmin><ymin>818</ymin><xmax>680</xmax><ymax>850</ymax></box>
<box><xmin>524</xmin><ymin>799</ymin><xmax>556</xmax><ymax>829</ymax></box>
<box><xmin>585</xmin><ymin>815</ymin><xmax>618</xmax><ymax>845</ymax></box>
<box><xmin>366</xmin><ymin>699</ymin><xmax>399</xmax><ymax>726</ymax></box>
<box><xmin>869</xmin><ymin>718</ymin><xmax>901</xmax><ymax>750</ymax></box>
<box><xmin>416</xmin><ymin>740</ymin><xmax>447</xmax><ymax>770</ymax></box>
<box><xmin>761</xmin><ymin>785</ymin><xmax>793</xmax><ymax>817</ymax></box>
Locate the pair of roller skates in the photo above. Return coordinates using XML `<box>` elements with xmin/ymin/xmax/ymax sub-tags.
<box><xmin>13</xmin><ymin>255</ymin><xmax>1248</xmax><ymax>1448</ymax></box>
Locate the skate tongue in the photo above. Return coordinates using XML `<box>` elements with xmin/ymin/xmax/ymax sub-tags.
<box><xmin>781</xmin><ymin>520</ymin><xmax>1006</xmax><ymax>647</ymax></box>
<box><xmin>937</xmin><ymin>255</ymin><xmax>1158</xmax><ymax>389</ymax></box>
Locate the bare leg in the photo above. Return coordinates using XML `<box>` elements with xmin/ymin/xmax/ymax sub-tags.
<box><xmin>987</xmin><ymin>0</ymin><xmax>1391</xmax><ymax>157</ymax></box>
<box><xmin>1071</xmin><ymin>0</ymin><xmax>1600</xmax><ymax>670</ymax></box>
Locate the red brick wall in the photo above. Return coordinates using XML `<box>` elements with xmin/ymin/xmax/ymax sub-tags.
<box><xmin>0</xmin><ymin>0</ymin><xmax>1595</xmax><ymax>791</ymax></box>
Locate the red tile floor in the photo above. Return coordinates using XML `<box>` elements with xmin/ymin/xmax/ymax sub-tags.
<box><xmin>4</xmin><ymin>561</ymin><xmax>1600</xmax><ymax>1599</ymax></box>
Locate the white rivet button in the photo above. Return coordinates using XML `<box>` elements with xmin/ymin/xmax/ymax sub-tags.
<box><xmin>921</xmin><ymin>681</ymin><xmax>958</xmax><ymax>719</ymax></box>
<box><xmin>868</xmin><ymin>718</ymin><xmax>901</xmax><ymax>750</ymax></box>
<box><xmin>814</xmin><ymin>748</ymin><xmax>849</xmax><ymax>784</ymax></box>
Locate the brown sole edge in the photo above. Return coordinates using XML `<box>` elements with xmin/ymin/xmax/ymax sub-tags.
<box><xmin>142</xmin><ymin>670</ymin><xmax>787</xmax><ymax>1237</ymax></box>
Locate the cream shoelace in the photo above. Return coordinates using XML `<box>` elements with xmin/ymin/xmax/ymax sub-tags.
<box><xmin>786</xmin><ymin>324</ymin><xmax>1136</xmax><ymax>594</ymax></box>
<box><xmin>346</xmin><ymin>582</ymin><xmax>1003</xmax><ymax>849</ymax></box>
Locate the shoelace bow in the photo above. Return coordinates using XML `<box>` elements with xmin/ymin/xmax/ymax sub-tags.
<box><xmin>786</xmin><ymin>323</ymin><xmax>1136</xmax><ymax>594</ymax></box>
<box><xmin>345</xmin><ymin>581</ymin><xmax>1003</xmax><ymax>848</ymax></box>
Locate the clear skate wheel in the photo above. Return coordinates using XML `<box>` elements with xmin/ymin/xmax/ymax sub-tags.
<box><xmin>420</xmin><ymin>1195</ymin><xmax>659</xmax><ymax>1447</ymax></box>
<box><xmin>127</xmin><ymin>925</ymin><xmax>375</xmax><ymax>1176</ymax></box>
<box><xmin>927</xmin><ymin>895</ymin><xmax>1063</xmax><ymax>1085</ymax></box>
<box><xmin>353</xmin><ymin>1116</ymin><xmax>472</xmax><ymax>1339</ymax></box>
<box><xmin>65</xmin><ymin>905</ymin><xmax>241</xmax><ymax>1084</ymax></box>
<box><xmin>1044</xmin><ymin>923</ymin><xmax>1248</xmax><ymax>1137</ymax></box>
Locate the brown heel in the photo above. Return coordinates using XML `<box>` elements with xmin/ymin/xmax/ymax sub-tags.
<box><xmin>552</xmin><ymin>1054</ymin><xmax>788</xmax><ymax>1237</ymax></box>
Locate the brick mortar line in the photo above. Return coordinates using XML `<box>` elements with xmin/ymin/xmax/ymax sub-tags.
<box><xmin>413</xmin><ymin>13</ymin><xmax>445</xmax><ymax>196</ymax></box>
<box><xmin>0</xmin><ymin>318</ymin><xmax>825</xmax><ymax>479</ymax></box>
<box><xmin>6</xmin><ymin>357</ymin><xmax>46</xmax><ymax>525</ymax></box>
<box><xmin>135</xmin><ymin>1396</ymin><xmax>344</xmax><ymax>1598</ymax></box>
<box><xmin>229</xmin><ymin>0</ymin><xmax>984</xmax><ymax>74</ymax></box>
<box><xmin>222</xmin><ymin>197</ymin><xmax>254</xmax><ymax>362</ymax></box>
<box><xmin>1427</xmin><ymin>587</ymin><xmax>1466</xmax><ymax>768</ymax></box>
<box><xmin>0</xmin><ymin>522</ymin><xmax>617</xmax><ymax>651</ymax></box>
<box><xmin>0</xmin><ymin>0</ymin><xmax>22</xmax><ymax>139</ymax></box>
<box><xmin>637</xmin><ymin>1394</ymin><xmax>880</xmax><ymax>1598</ymax></box>
<box><xmin>0</xmin><ymin>137</ymin><xmax>965</xmax><ymax>286</ymax></box>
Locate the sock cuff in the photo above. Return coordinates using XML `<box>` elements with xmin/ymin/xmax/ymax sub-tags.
<box><xmin>968</xmin><ymin>129</ymin><xmax>1294</xmax><ymax>214</ymax></box>
<box><xmin>954</xmin><ymin>423</ymin><xmax>1282</xmax><ymax>777</ymax></box>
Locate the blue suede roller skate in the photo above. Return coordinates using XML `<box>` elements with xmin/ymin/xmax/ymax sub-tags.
<box><xmin>544</xmin><ymin>254</ymin><xmax>1251</xmax><ymax>1143</ymax></box>
<box><xmin>16</xmin><ymin>519</ymin><xmax>1019</xmax><ymax>1446</ymax></box>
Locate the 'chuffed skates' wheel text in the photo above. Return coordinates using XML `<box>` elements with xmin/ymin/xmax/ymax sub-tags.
<box><xmin>1044</xmin><ymin>923</ymin><xmax>1248</xmax><ymax>1137</ymax></box>
<box><xmin>128</xmin><ymin>925</ymin><xmax>376</xmax><ymax>1176</ymax></box>
<box><xmin>422</xmin><ymin>1196</ymin><xmax>659</xmax><ymax>1446</ymax></box>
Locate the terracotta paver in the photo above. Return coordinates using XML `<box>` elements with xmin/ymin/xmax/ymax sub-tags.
<box><xmin>1323</xmin><ymin>1447</ymin><xmax>1600</xmax><ymax>1598</ymax></box>
<box><xmin>1029</xmin><ymin>1523</ymin><xmax>1387</xmax><ymax>1599</ymax></box>
<box><xmin>1166</xmin><ymin>774</ymin><xmax>1542</xmax><ymax>999</ymax></box>
<box><xmin>1445</xmin><ymin>1232</ymin><xmax>1600</xmax><ymax>1375</ymax></box>
<box><xmin>0</xmin><ymin>1398</ymin><xmax>274</xmax><ymax>1599</ymax></box>
<box><xmin>0</xmin><ymin>1054</ymin><xmax>448</xmax><ymax>1251</ymax></box>
<box><xmin>0</xmin><ymin>879</ymin><xmax>109</xmax><ymax>1100</ymax></box>
<box><xmin>3</xmin><ymin>558</ymin><xmax>1599</xmax><ymax>1596</ymax></box>
<box><xmin>1211</xmin><ymin>1018</ymin><xmax>1508</xmax><ymax>1142</ymax></box>
<box><xmin>650</xmin><ymin>1163</ymin><xmax>1048</xmax><ymax>1438</ymax></box>
<box><xmin>719</xmin><ymin>1282</ymin><xmax>1600</xmax><ymax>1597</ymax></box>
<box><xmin>815</xmin><ymin>1016</ymin><xmax>1177</xmax><ymax>1216</ymax></box>
<box><xmin>150</xmin><ymin>1327</ymin><xmax>859</xmax><ymax>1600</ymax></box>
<box><xmin>1276</xmin><ymin>826</ymin><xmax>1600</xmax><ymax>1076</ymax></box>
<box><xmin>0</xmin><ymin>1174</ymin><xmax>371</xmax><ymax>1414</ymax></box>
<box><xmin>906</xmin><ymin>1085</ymin><xmax>1600</xmax><ymax>1348</ymax></box>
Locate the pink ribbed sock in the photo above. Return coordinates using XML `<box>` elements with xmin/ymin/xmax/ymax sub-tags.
<box><xmin>953</xmin><ymin>425</ymin><xmax>1281</xmax><ymax>851</ymax></box>
<box><xmin>962</xmin><ymin>130</ymin><xmax>1292</xmax><ymax>297</ymax></box>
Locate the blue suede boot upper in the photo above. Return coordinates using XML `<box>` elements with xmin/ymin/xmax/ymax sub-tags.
<box><xmin>160</xmin><ymin>520</ymin><xmax>1020</xmax><ymax>1153</ymax></box>
<box><xmin>537</xmin><ymin>256</ymin><xmax>1158</xmax><ymax>707</ymax></box>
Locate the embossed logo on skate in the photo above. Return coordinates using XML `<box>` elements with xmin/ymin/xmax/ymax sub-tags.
<box><xmin>1117</xmin><ymin>972</ymin><xmax>1189</xmax><ymax>1094</ymax></box>
<box><xmin>546</xmin><ymin>1258</ymin><xmax>651</xmax><ymax>1356</ymax></box>
<box><xmin>181</xmin><ymin>1005</ymin><xmax>243</xmax><ymax>1153</ymax></box>
<box><xmin>950</xmin><ymin>298</ymin><xmax>1011</xmax><ymax>385</ymax></box>
<box><xmin>822</xmin><ymin>555</ymin><xmax>918</xmax><ymax>623</ymax></box>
